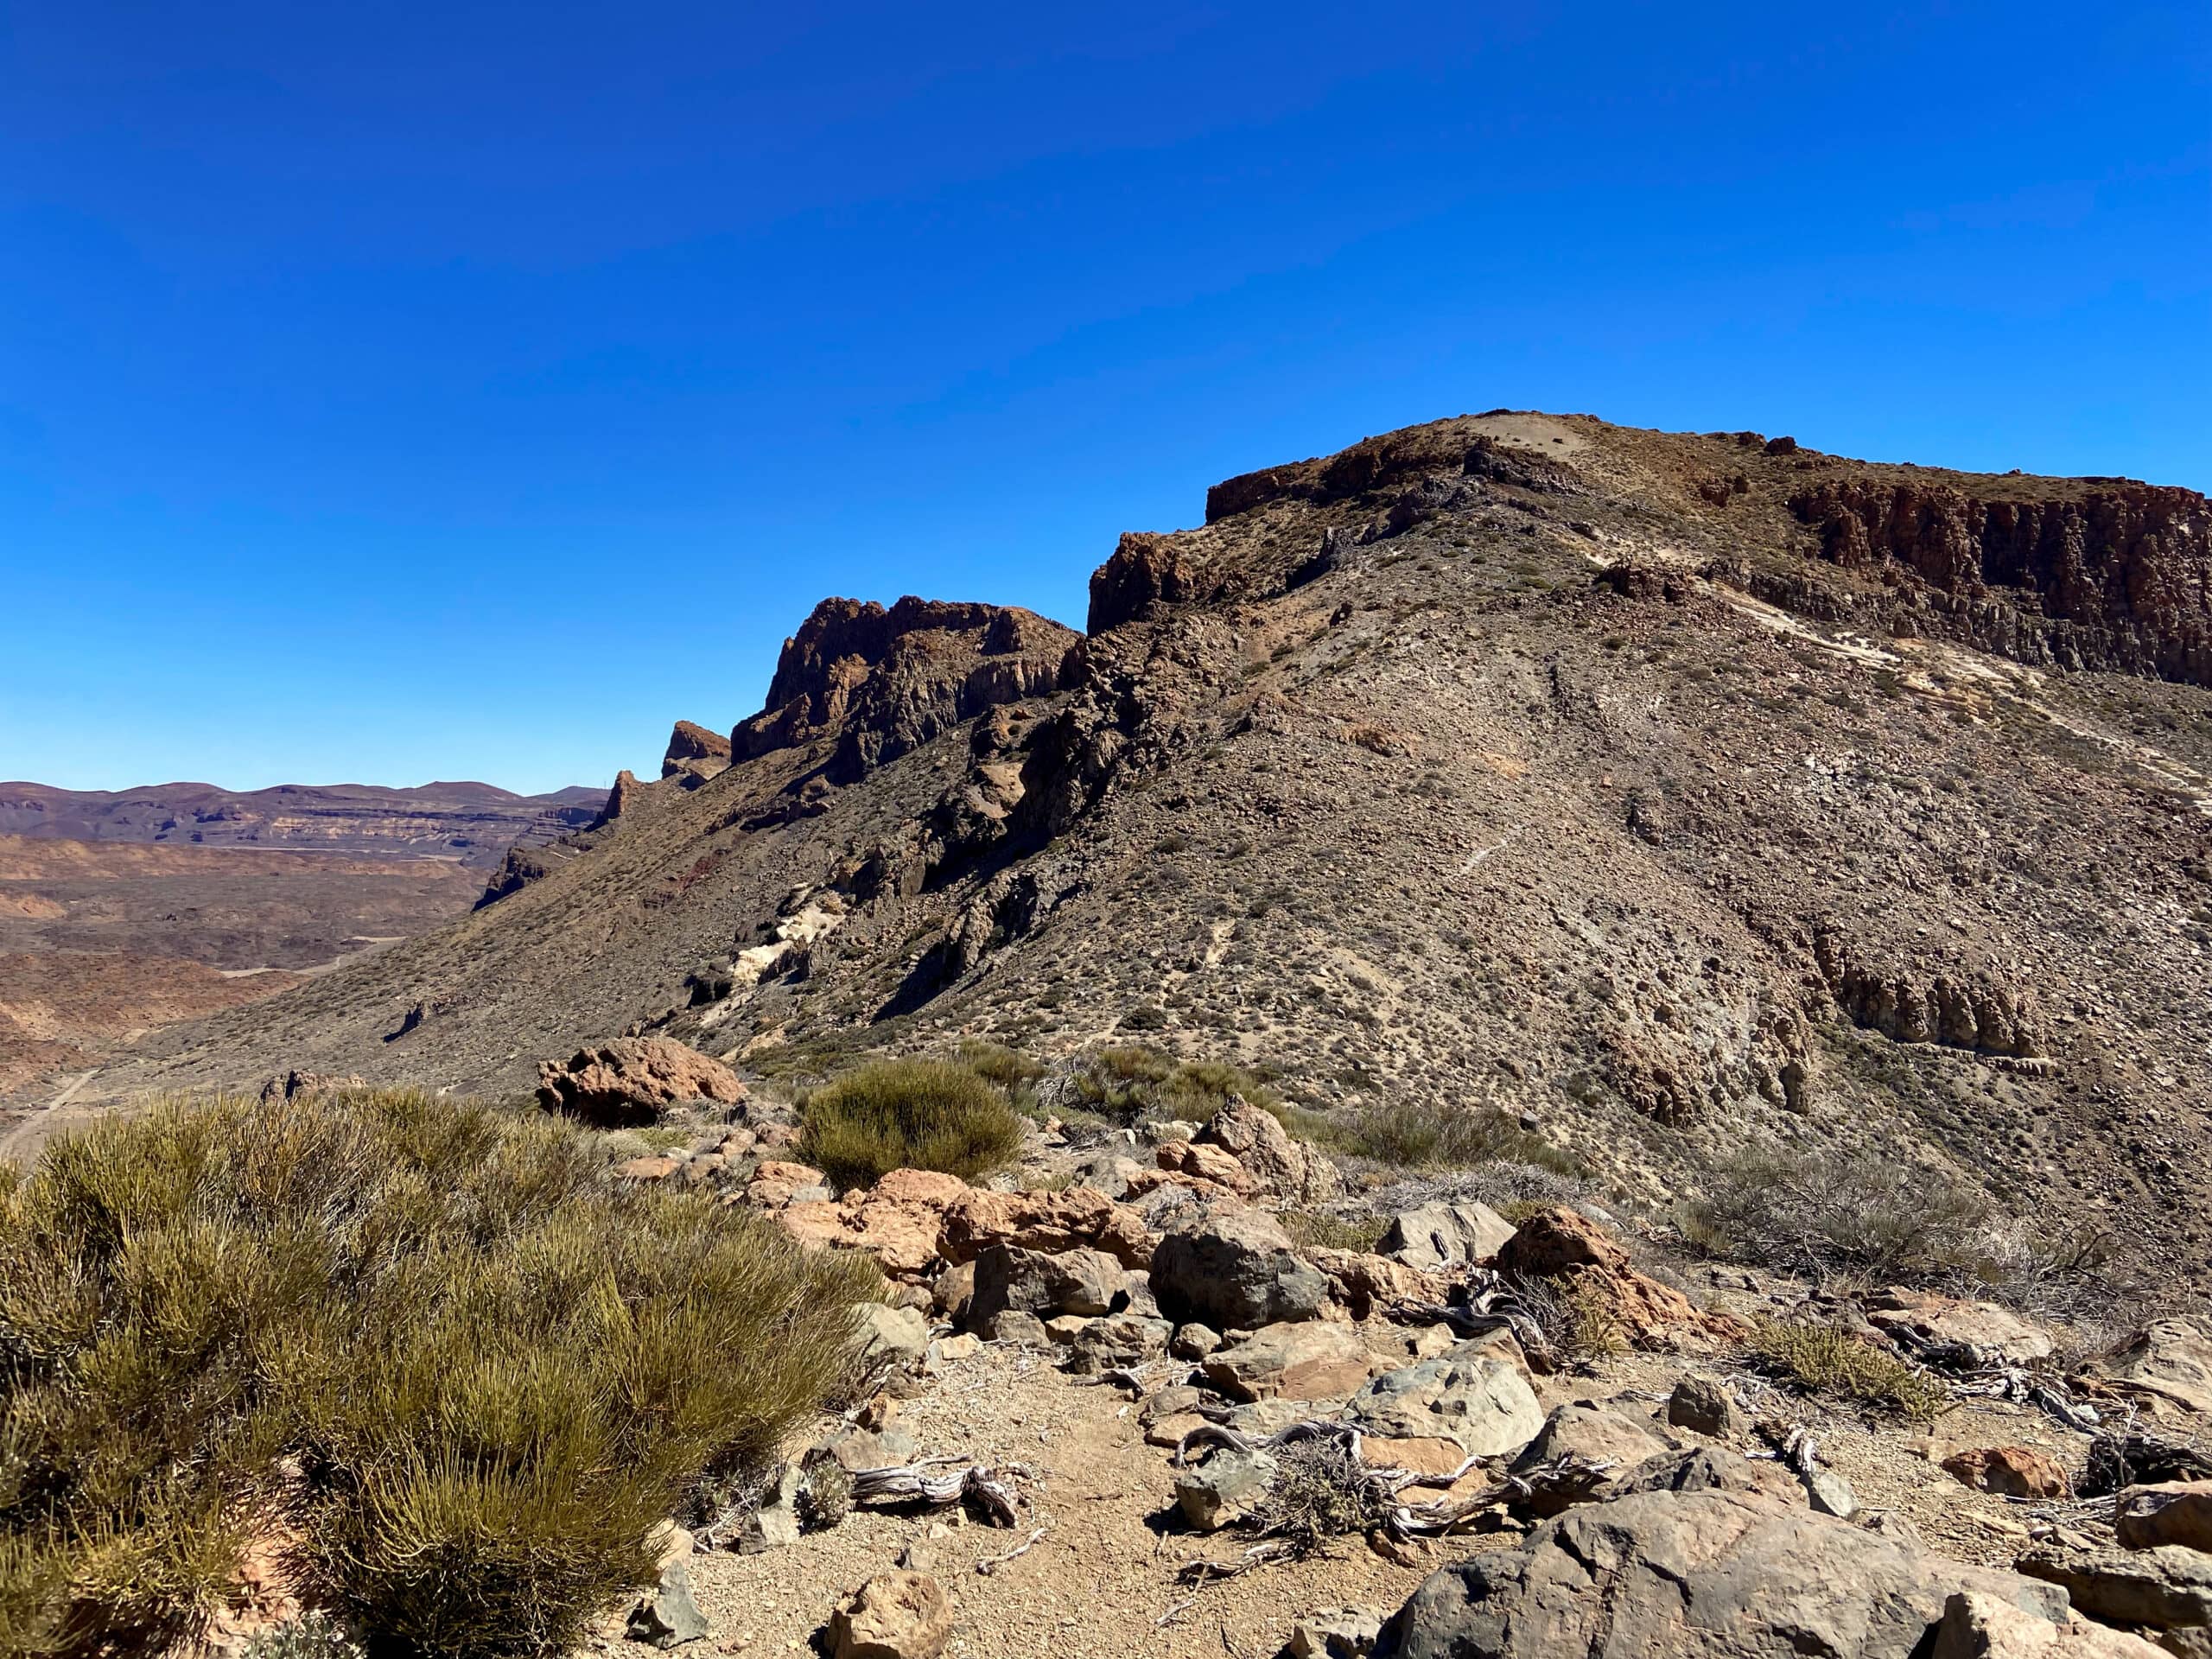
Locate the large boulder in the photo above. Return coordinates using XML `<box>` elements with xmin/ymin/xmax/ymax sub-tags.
<box><xmin>1345</xmin><ymin>1338</ymin><xmax>1544</xmax><ymax>1457</ymax></box>
<box><xmin>1379</xmin><ymin>1201</ymin><xmax>1516</xmax><ymax>1271</ymax></box>
<box><xmin>535</xmin><ymin>1037</ymin><xmax>747</xmax><ymax>1126</ymax></box>
<box><xmin>2096</xmin><ymin>1319</ymin><xmax>2212</xmax><ymax>1418</ymax></box>
<box><xmin>2116</xmin><ymin>1482</ymin><xmax>2212</xmax><ymax>1554</ymax></box>
<box><xmin>938</xmin><ymin>1185</ymin><xmax>1153</xmax><ymax>1269</ymax></box>
<box><xmin>1496</xmin><ymin>1207</ymin><xmax>1749</xmax><ymax>1348</ymax></box>
<box><xmin>1932</xmin><ymin>1591</ymin><xmax>2171</xmax><ymax>1658</ymax></box>
<box><xmin>1307</xmin><ymin>1249</ymin><xmax>1452</xmax><ymax>1322</ymax></box>
<box><xmin>965</xmin><ymin>1244</ymin><xmax>1126</xmax><ymax>1325</ymax></box>
<box><xmin>1868</xmin><ymin>1288</ymin><xmax>2055</xmax><ymax>1365</ymax></box>
<box><xmin>2015</xmin><ymin>1544</ymin><xmax>2212</xmax><ymax>1634</ymax></box>
<box><xmin>1376</xmin><ymin>1490</ymin><xmax>2073</xmax><ymax>1659</ymax></box>
<box><xmin>1151</xmin><ymin>1211</ymin><xmax>1328</xmax><ymax>1331</ymax></box>
<box><xmin>1192</xmin><ymin>1099</ymin><xmax>1341</xmax><ymax>1204</ymax></box>
<box><xmin>1510</xmin><ymin>1402</ymin><xmax>1671</xmax><ymax>1475</ymax></box>
<box><xmin>1202</xmin><ymin>1321</ymin><xmax>1374</xmax><ymax>1403</ymax></box>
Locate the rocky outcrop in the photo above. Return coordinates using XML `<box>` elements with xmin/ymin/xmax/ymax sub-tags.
<box><xmin>1204</xmin><ymin>423</ymin><xmax>1533</xmax><ymax>524</ymax></box>
<box><xmin>735</xmin><ymin>598</ymin><xmax>1081</xmax><ymax>780</ymax></box>
<box><xmin>661</xmin><ymin>721</ymin><xmax>733</xmax><ymax>783</ymax></box>
<box><xmin>2095</xmin><ymin>1319</ymin><xmax>2212</xmax><ymax>1417</ymax></box>
<box><xmin>1815</xmin><ymin>928</ymin><xmax>2041</xmax><ymax>1058</ymax></box>
<box><xmin>1497</xmin><ymin>1207</ymin><xmax>1751</xmax><ymax>1348</ymax></box>
<box><xmin>534</xmin><ymin>1036</ymin><xmax>747</xmax><ymax>1126</ymax></box>
<box><xmin>1086</xmin><ymin>532</ymin><xmax>1204</xmax><ymax>634</ymax></box>
<box><xmin>1788</xmin><ymin>479</ymin><xmax>2212</xmax><ymax>688</ymax></box>
<box><xmin>1378</xmin><ymin>1489</ymin><xmax>2075</xmax><ymax>1659</ymax></box>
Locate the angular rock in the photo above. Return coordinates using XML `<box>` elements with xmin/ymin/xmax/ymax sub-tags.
<box><xmin>1193</xmin><ymin>1098</ymin><xmax>1341</xmax><ymax>1204</ymax></box>
<box><xmin>1291</xmin><ymin>1608</ymin><xmax>1384</xmax><ymax>1658</ymax></box>
<box><xmin>852</xmin><ymin>1303</ymin><xmax>932</xmax><ymax>1368</ymax></box>
<box><xmin>736</xmin><ymin>1465</ymin><xmax>804</xmax><ymax>1554</ymax></box>
<box><xmin>829</xmin><ymin>1569</ymin><xmax>953</xmax><ymax>1659</ymax></box>
<box><xmin>965</xmin><ymin>1243</ymin><xmax>1126</xmax><ymax>1325</ymax></box>
<box><xmin>1151</xmin><ymin>1211</ymin><xmax>1329</xmax><ymax>1331</ymax></box>
<box><xmin>1155</xmin><ymin>1138</ymin><xmax>1257</xmax><ymax>1193</ymax></box>
<box><xmin>1933</xmin><ymin>1591</ymin><xmax>2171</xmax><ymax>1658</ymax></box>
<box><xmin>626</xmin><ymin>1554</ymin><xmax>709</xmax><ymax>1649</ymax></box>
<box><xmin>1943</xmin><ymin>1446</ymin><xmax>2072</xmax><ymax>1500</ymax></box>
<box><xmin>1361</xmin><ymin>1437</ymin><xmax>1471</xmax><ymax>1479</ymax></box>
<box><xmin>1666</xmin><ymin>1376</ymin><xmax>1743</xmax><ymax>1438</ymax></box>
<box><xmin>1510</xmin><ymin>1402</ymin><xmax>1671</xmax><ymax>1482</ymax></box>
<box><xmin>1347</xmin><ymin>1341</ymin><xmax>1543</xmax><ymax>1456</ymax></box>
<box><xmin>2116</xmin><ymin>1483</ymin><xmax>2212</xmax><ymax>1554</ymax></box>
<box><xmin>981</xmin><ymin>1309</ymin><xmax>1050</xmax><ymax>1346</ymax></box>
<box><xmin>1203</xmin><ymin>1320</ymin><xmax>1373</xmax><ymax>1403</ymax></box>
<box><xmin>938</xmin><ymin>1185</ymin><xmax>1153</xmax><ymax>1268</ymax></box>
<box><xmin>2098</xmin><ymin>1320</ymin><xmax>2212</xmax><ymax>1419</ymax></box>
<box><xmin>1176</xmin><ymin>1447</ymin><xmax>1277</xmax><ymax>1530</ymax></box>
<box><xmin>1804</xmin><ymin>1466</ymin><xmax>1858</xmax><ymax>1518</ymax></box>
<box><xmin>1378</xmin><ymin>1489</ymin><xmax>2072</xmax><ymax>1659</ymax></box>
<box><xmin>1065</xmin><ymin>1313</ymin><xmax>1172</xmax><ymax>1376</ymax></box>
<box><xmin>1610</xmin><ymin>1446</ymin><xmax>1804</xmax><ymax>1506</ymax></box>
<box><xmin>537</xmin><ymin>1037</ymin><xmax>747</xmax><ymax>1126</ymax></box>
<box><xmin>2016</xmin><ymin>1544</ymin><xmax>2212</xmax><ymax>1632</ymax></box>
<box><xmin>1171</xmin><ymin>1323</ymin><xmax>1224</xmax><ymax>1360</ymax></box>
<box><xmin>1496</xmin><ymin>1206</ymin><xmax>1749</xmax><ymax>1348</ymax></box>
<box><xmin>1380</xmin><ymin>1201</ymin><xmax>1517</xmax><ymax>1271</ymax></box>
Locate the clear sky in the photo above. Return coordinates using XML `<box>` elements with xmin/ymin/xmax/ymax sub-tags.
<box><xmin>3</xmin><ymin>3</ymin><xmax>2206</xmax><ymax>795</ymax></box>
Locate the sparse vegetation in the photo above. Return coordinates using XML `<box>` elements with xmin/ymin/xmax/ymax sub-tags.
<box><xmin>798</xmin><ymin>1058</ymin><xmax>1027</xmax><ymax>1188</ymax></box>
<box><xmin>1044</xmin><ymin>1046</ymin><xmax>1278</xmax><ymax>1128</ymax></box>
<box><xmin>1745</xmin><ymin>1319</ymin><xmax>1953</xmax><ymax>1421</ymax></box>
<box><xmin>0</xmin><ymin>1089</ymin><xmax>870</xmax><ymax>1658</ymax></box>
<box><xmin>1278</xmin><ymin>1208</ymin><xmax>1385</xmax><ymax>1254</ymax></box>
<box><xmin>1316</xmin><ymin>1099</ymin><xmax>1580</xmax><ymax>1175</ymax></box>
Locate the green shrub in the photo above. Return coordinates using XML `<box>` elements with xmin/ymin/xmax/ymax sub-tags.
<box><xmin>1745</xmin><ymin>1319</ymin><xmax>1952</xmax><ymax>1421</ymax></box>
<box><xmin>798</xmin><ymin>1059</ymin><xmax>1026</xmax><ymax>1189</ymax></box>
<box><xmin>0</xmin><ymin>1090</ymin><xmax>869</xmax><ymax>1658</ymax></box>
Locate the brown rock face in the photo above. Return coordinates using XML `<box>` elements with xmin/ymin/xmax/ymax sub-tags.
<box><xmin>1087</xmin><ymin>532</ymin><xmax>1202</xmax><ymax>634</ymax></box>
<box><xmin>736</xmin><ymin>596</ymin><xmax>1081</xmax><ymax>781</ymax></box>
<box><xmin>1789</xmin><ymin>479</ymin><xmax>2212</xmax><ymax>687</ymax></box>
<box><xmin>1497</xmin><ymin>1207</ymin><xmax>1751</xmax><ymax>1349</ymax></box>
<box><xmin>534</xmin><ymin>1036</ymin><xmax>747</xmax><ymax>1125</ymax></box>
<box><xmin>1817</xmin><ymin>928</ymin><xmax>2041</xmax><ymax>1058</ymax></box>
<box><xmin>661</xmin><ymin>721</ymin><xmax>733</xmax><ymax>782</ymax></box>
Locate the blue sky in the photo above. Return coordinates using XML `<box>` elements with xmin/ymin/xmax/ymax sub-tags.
<box><xmin>3</xmin><ymin>2</ymin><xmax>2206</xmax><ymax>795</ymax></box>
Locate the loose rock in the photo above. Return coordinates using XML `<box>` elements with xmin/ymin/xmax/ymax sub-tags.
<box><xmin>829</xmin><ymin>1570</ymin><xmax>954</xmax><ymax>1659</ymax></box>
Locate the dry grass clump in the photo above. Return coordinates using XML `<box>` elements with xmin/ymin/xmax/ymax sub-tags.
<box><xmin>1249</xmin><ymin>1438</ymin><xmax>1390</xmax><ymax>1551</ymax></box>
<box><xmin>1507</xmin><ymin>1273</ymin><xmax>1628</xmax><ymax>1363</ymax></box>
<box><xmin>1676</xmin><ymin>1147</ymin><xmax>2118</xmax><ymax>1319</ymax></box>
<box><xmin>1745</xmin><ymin>1319</ymin><xmax>1953</xmax><ymax>1422</ymax></box>
<box><xmin>0</xmin><ymin>1089</ymin><xmax>870</xmax><ymax>1658</ymax></box>
<box><xmin>1278</xmin><ymin>1209</ymin><xmax>1386</xmax><ymax>1255</ymax></box>
<box><xmin>798</xmin><ymin>1058</ymin><xmax>1027</xmax><ymax>1190</ymax></box>
<box><xmin>1040</xmin><ymin>1046</ymin><xmax>1279</xmax><ymax>1128</ymax></box>
<box><xmin>1315</xmin><ymin>1099</ymin><xmax>1580</xmax><ymax>1176</ymax></box>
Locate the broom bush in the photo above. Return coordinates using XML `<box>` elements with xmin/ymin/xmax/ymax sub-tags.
<box><xmin>0</xmin><ymin>1089</ymin><xmax>870</xmax><ymax>1657</ymax></box>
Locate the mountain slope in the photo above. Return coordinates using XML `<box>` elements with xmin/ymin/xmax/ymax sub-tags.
<box><xmin>48</xmin><ymin>411</ymin><xmax>2212</xmax><ymax>1274</ymax></box>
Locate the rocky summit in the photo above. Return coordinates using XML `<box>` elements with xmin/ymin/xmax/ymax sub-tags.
<box><xmin>28</xmin><ymin>410</ymin><xmax>2212</xmax><ymax>1271</ymax></box>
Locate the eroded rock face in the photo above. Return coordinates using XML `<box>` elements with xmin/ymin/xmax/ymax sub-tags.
<box><xmin>662</xmin><ymin>720</ymin><xmax>733</xmax><ymax>783</ymax></box>
<box><xmin>1377</xmin><ymin>1490</ymin><xmax>2072</xmax><ymax>1659</ymax></box>
<box><xmin>534</xmin><ymin>1037</ymin><xmax>747</xmax><ymax>1125</ymax></box>
<box><xmin>735</xmin><ymin>597</ymin><xmax>1081</xmax><ymax>782</ymax></box>
<box><xmin>1193</xmin><ymin>1099</ymin><xmax>1340</xmax><ymax>1204</ymax></box>
<box><xmin>2097</xmin><ymin>1319</ymin><xmax>2212</xmax><ymax>1418</ymax></box>
<box><xmin>1088</xmin><ymin>532</ymin><xmax>1203</xmax><ymax>634</ymax></box>
<box><xmin>1789</xmin><ymin>479</ymin><xmax>2212</xmax><ymax>689</ymax></box>
<box><xmin>1817</xmin><ymin>929</ymin><xmax>2041</xmax><ymax>1058</ymax></box>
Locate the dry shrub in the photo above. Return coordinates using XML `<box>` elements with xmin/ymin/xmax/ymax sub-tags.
<box><xmin>798</xmin><ymin>1059</ymin><xmax>1026</xmax><ymax>1189</ymax></box>
<box><xmin>1746</xmin><ymin>1319</ymin><xmax>1952</xmax><ymax>1422</ymax></box>
<box><xmin>1038</xmin><ymin>1046</ymin><xmax>1277</xmax><ymax>1128</ymax></box>
<box><xmin>0</xmin><ymin>1089</ymin><xmax>870</xmax><ymax>1658</ymax></box>
<box><xmin>1319</xmin><ymin>1100</ymin><xmax>1580</xmax><ymax>1176</ymax></box>
<box><xmin>1249</xmin><ymin>1438</ymin><xmax>1389</xmax><ymax>1550</ymax></box>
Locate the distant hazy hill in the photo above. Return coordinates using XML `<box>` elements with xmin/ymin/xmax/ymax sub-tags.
<box><xmin>0</xmin><ymin>779</ymin><xmax>601</xmax><ymax>868</ymax></box>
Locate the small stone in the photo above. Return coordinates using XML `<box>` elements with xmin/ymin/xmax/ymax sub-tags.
<box><xmin>1171</xmin><ymin>1323</ymin><xmax>1224</xmax><ymax>1360</ymax></box>
<box><xmin>1943</xmin><ymin>1446</ymin><xmax>2071</xmax><ymax>1500</ymax></box>
<box><xmin>1289</xmin><ymin>1608</ymin><xmax>1383</xmax><ymax>1658</ymax></box>
<box><xmin>934</xmin><ymin>1332</ymin><xmax>982</xmax><ymax>1362</ymax></box>
<box><xmin>626</xmin><ymin>1556</ymin><xmax>709</xmax><ymax>1648</ymax></box>
<box><xmin>1803</xmin><ymin>1466</ymin><xmax>1857</xmax><ymax>1517</ymax></box>
<box><xmin>1145</xmin><ymin>1412</ymin><xmax>1210</xmax><ymax>1449</ymax></box>
<box><xmin>980</xmin><ymin>1310</ymin><xmax>1050</xmax><ymax>1346</ymax></box>
<box><xmin>828</xmin><ymin>1570</ymin><xmax>952</xmax><ymax>1659</ymax></box>
<box><xmin>1175</xmin><ymin>1447</ymin><xmax>1277</xmax><ymax>1531</ymax></box>
<box><xmin>1044</xmin><ymin>1314</ymin><xmax>1091</xmax><ymax>1345</ymax></box>
<box><xmin>735</xmin><ymin>1465</ymin><xmax>803</xmax><ymax>1554</ymax></box>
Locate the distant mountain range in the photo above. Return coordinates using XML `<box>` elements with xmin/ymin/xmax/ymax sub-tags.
<box><xmin>0</xmin><ymin>779</ymin><xmax>603</xmax><ymax>868</ymax></box>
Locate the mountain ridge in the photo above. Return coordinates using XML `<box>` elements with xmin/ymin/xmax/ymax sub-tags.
<box><xmin>23</xmin><ymin>409</ymin><xmax>2211</xmax><ymax>1281</ymax></box>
